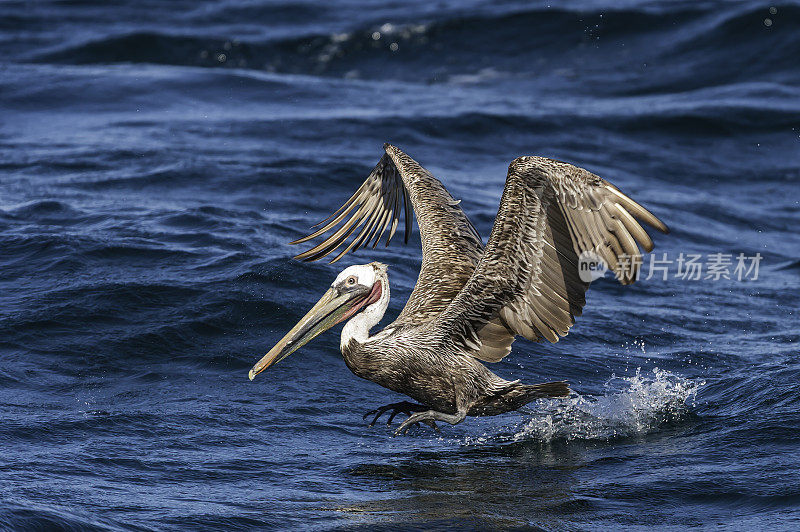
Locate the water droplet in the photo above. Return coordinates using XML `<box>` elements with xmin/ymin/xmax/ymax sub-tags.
<box><xmin>217</xmin><ymin>53</ymin><xmax>227</xmax><ymax>62</ymax></box>
<box><xmin>389</xmin><ymin>42</ymin><xmax>398</xmax><ymax>52</ymax></box>
<box><xmin>769</xmin><ymin>6</ymin><xmax>777</xmax><ymax>14</ymax></box>
<box><xmin>764</xmin><ymin>18</ymin><xmax>773</xmax><ymax>26</ymax></box>
<box><xmin>371</xmin><ymin>31</ymin><xmax>381</xmax><ymax>40</ymax></box>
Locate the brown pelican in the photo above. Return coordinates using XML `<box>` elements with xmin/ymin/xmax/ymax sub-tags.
<box><xmin>249</xmin><ymin>144</ymin><xmax>668</xmax><ymax>435</ymax></box>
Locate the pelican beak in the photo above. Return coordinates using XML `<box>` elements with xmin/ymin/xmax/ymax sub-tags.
<box><xmin>248</xmin><ymin>284</ymin><xmax>371</xmax><ymax>380</ymax></box>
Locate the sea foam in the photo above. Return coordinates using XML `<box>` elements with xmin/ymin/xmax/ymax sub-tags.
<box><xmin>465</xmin><ymin>368</ymin><xmax>703</xmax><ymax>445</ymax></box>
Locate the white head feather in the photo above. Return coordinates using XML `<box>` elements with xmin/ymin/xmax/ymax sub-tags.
<box><xmin>338</xmin><ymin>262</ymin><xmax>390</xmax><ymax>349</ymax></box>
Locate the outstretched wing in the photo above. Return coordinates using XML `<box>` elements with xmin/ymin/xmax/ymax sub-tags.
<box><xmin>427</xmin><ymin>156</ymin><xmax>669</xmax><ymax>363</ymax></box>
<box><xmin>291</xmin><ymin>144</ymin><xmax>484</xmax><ymax>324</ymax></box>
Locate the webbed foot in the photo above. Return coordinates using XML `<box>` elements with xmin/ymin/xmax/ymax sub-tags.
<box><xmin>394</xmin><ymin>409</ymin><xmax>466</xmax><ymax>436</ymax></box>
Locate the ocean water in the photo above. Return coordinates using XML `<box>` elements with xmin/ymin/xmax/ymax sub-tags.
<box><xmin>1</xmin><ymin>0</ymin><xmax>799</xmax><ymax>529</ymax></box>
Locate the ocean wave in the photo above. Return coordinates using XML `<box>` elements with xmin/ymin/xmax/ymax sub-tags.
<box><xmin>0</xmin><ymin>504</ymin><xmax>127</xmax><ymax>532</ymax></box>
<box><xmin>29</xmin><ymin>4</ymin><xmax>800</xmax><ymax>91</ymax></box>
<box><xmin>777</xmin><ymin>259</ymin><xmax>800</xmax><ymax>271</ymax></box>
<box><xmin>3</xmin><ymin>199</ymin><xmax>88</xmax><ymax>223</ymax></box>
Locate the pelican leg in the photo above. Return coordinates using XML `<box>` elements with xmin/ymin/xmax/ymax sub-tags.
<box><xmin>362</xmin><ymin>401</ymin><xmax>427</xmax><ymax>427</ymax></box>
<box><xmin>394</xmin><ymin>409</ymin><xmax>466</xmax><ymax>436</ymax></box>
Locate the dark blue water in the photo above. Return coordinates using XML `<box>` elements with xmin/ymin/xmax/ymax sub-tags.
<box><xmin>2</xmin><ymin>1</ymin><xmax>799</xmax><ymax>529</ymax></box>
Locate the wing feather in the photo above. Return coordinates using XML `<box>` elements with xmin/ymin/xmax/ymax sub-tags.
<box><xmin>291</xmin><ymin>144</ymin><xmax>484</xmax><ymax>323</ymax></box>
<box><xmin>428</xmin><ymin>156</ymin><xmax>669</xmax><ymax>362</ymax></box>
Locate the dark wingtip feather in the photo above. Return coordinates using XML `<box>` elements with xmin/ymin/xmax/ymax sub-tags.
<box><xmin>646</xmin><ymin>215</ymin><xmax>669</xmax><ymax>234</ymax></box>
<box><xmin>288</xmin><ymin>150</ymin><xmax>413</xmax><ymax>263</ymax></box>
<box><xmin>605</xmin><ymin>186</ymin><xmax>669</xmax><ymax>234</ymax></box>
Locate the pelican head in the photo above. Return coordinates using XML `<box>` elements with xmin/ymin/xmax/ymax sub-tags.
<box><xmin>248</xmin><ymin>262</ymin><xmax>388</xmax><ymax>380</ymax></box>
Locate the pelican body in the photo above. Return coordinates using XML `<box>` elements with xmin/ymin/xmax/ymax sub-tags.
<box><xmin>249</xmin><ymin>144</ymin><xmax>668</xmax><ymax>434</ymax></box>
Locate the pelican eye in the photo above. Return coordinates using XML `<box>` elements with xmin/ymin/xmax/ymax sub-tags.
<box><xmin>346</xmin><ymin>276</ymin><xmax>357</xmax><ymax>286</ymax></box>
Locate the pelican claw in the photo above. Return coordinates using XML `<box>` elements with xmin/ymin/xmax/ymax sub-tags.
<box><xmin>363</xmin><ymin>401</ymin><xmax>427</xmax><ymax>427</ymax></box>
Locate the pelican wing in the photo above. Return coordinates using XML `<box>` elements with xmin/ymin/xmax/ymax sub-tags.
<box><xmin>292</xmin><ymin>144</ymin><xmax>484</xmax><ymax>323</ymax></box>
<box><xmin>429</xmin><ymin>156</ymin><xmax>669</xmax><ymax>363</ymax></box>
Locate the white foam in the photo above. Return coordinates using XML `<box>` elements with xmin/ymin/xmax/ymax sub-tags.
<box><xmin>464</xmin><ymin>368</ymin><xmax>703</xmax><ymax>445</ymax></box>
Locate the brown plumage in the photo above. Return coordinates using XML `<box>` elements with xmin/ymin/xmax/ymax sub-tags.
<box><xmin>249</xmin><ymin>144</ymin><xmax>669</xmax><ymax>435</ymax></box>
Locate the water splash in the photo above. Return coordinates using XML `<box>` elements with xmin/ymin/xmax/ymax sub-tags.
<box><xmin>466</xmin><ymin>369</ymin><xmax>703</xmax><ymax>445</ymax></box>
